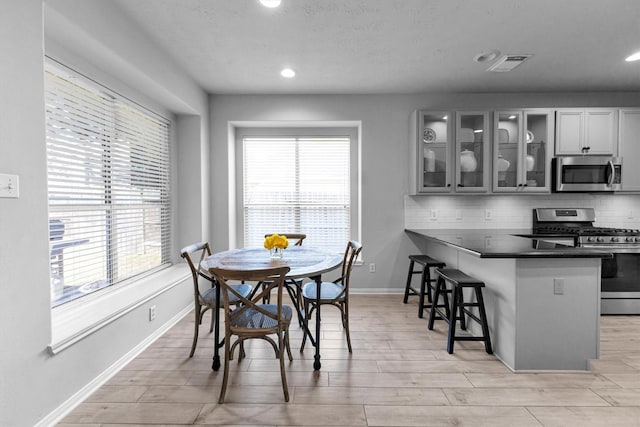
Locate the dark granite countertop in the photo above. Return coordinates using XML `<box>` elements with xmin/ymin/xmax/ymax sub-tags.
<box><xmin>405</xmin><ymin>228</ymin><xmax>613</xmax><ymax>259</ymax></box>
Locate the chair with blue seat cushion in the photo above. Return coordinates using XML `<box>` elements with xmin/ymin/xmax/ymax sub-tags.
<box><xmin>209</xmin><ymin>265</ymin><xmax>293</xmax><ymax>403</ymax></box>
<box><xmin>300</xmin><ymin>240</ymin><xmax>362</xmax><ymax>353</ymax></box>
<box><xmin>259</xmin><ymin>233</ymin><xmax>307</xmax><ymax>305</ymax></box>
<box><xmin>180</xmin><ymin>242</ymin><xmax>252</xmax><ymax>358</ymax></box>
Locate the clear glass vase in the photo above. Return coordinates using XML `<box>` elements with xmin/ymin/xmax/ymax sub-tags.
<box><xmin>270</xmin><ymin>247</ymin><xmax>284</xmax><ymax>259</ymax></box>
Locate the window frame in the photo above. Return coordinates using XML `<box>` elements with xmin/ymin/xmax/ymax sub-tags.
<box><xmin>45</xmin><ymin>60</ymin><xmax>173</xmax><ymax>308</ymax></box>
<box><xmin>234</xmin><ymin>126</ymin><xmax>360</xmax><ymax>252</ymax></box>
<box><xmin>45</xmin><ymin>57</ymin><xmax>182</xmax><ymax>352</ymax></box>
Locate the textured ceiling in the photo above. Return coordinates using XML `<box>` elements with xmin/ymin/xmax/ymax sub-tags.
<box><xmin>110</xmin><ymin>0</ymin><xmax>640</xmax><ymax>95</ymax></box>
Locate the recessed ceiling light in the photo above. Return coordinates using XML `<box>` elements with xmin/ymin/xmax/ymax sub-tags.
<box><xmin>259</xmin><ymin>0</ymin><xmax>281</xmax><ymax>8</ymax></box>
<box><xmin>474</xmin><ymin>50</ymin><xmax>500</xmax><ymax>63</ymax></box>
<box><xmin>280</xmin><ymin>68</ymin><xmax>295</xmax><ymax>78</ymax></box>
<box><xmin>508</xmin><ymin>115</ymin><xmax>516</xmax><ymax>119</ymax></box>
<box><xmin>625</xmin><ymin>51</ymin><xmax>640</xmax><ymax>62</ymax></box>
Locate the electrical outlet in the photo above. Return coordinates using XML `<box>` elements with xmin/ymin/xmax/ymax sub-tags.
<box><xmin>430</xmin><ymin>209</ymin><xmax>438</xmax><ymax>220</ymax></box>
<box><xmin>554</xmin><ymin>278</ymin><xmax>564</xmax><ymax>295</ymax></box>
<box><xmin>455</xmin><ymin>209</ymin><xmax>463</xmax><ymax>220</ymax></box>
<box><xmin>369</xmin><ymin>263</ymin><xmax>376</xmax><ymax>273</ymax></box>
<box><xmin>628</xmin><ymin>210</ymin><xmax>634</xmax><ymax>219</ymax></box>
<box><xmin>149</xmin><ymin>305</ymin><xmax>156</xmax><ymax>321</ymax></box>
<box><xmin>484</xmin><ymin>209</ymin><xmax>493</xmax><ymax>221</ymax></box>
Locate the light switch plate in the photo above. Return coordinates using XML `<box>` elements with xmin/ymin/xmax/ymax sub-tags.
<box><xmin>0</xmin><ymin>174</ymin><xmax>19</xmax><ymax>198</ymax></box>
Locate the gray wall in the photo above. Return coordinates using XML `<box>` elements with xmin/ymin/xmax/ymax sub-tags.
<box><xmin>0</xmin><ymin>2</ymin><xmax>210</xmax><ymax>426</ymax></box>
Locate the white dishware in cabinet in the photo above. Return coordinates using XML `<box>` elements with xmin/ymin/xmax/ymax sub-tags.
<box><xmin>493</xmin><ymin>109</ymin><xmax>554</xmax><ymax>193</ymax></box>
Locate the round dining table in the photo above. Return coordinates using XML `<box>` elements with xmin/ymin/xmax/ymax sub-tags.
<box><xmin>201</xmin><ymin>245</ymin><xmax>343</xmax><ymax>370</ymax></box>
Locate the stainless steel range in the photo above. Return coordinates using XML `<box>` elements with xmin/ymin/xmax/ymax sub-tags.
<box><xmin>533</xmin><ymin>208</ymin><xmax>640</xmax><ymax>314</ymax></box>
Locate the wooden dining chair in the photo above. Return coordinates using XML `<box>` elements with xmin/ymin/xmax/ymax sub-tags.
<box><xmin>260</xmin><ymin>233</ymin><xmax>307</xmax><ymax>305</ymax></box>
<box><xmin>264</xmin><ymin>233</ymin><xmax>306</xmax><ymax>246</ymax></box>
<box><xmin>300</xmin><ymin>240</ymin><xmax>362</xmax><ymax>353</ymax></box>
<box><xmin>180</xmin><ymin>242</ymin><xmax>252</xmax><ymax>358</ymax></box>
<box><xmin>209</xmin><ymin>265</ymin><xmax>293</xmax><ymax>403</ymax></box>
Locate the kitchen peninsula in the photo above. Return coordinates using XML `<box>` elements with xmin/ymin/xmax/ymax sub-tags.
<box><xmin>406</xmin><ymin>228</ymin><xmax>612</xmax><ymax>371</ymax></box>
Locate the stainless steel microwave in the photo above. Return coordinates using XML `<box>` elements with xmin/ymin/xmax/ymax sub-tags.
<box><xmin>553</xmin><ymin>156</ymin><xmax>622</xmax><ymax>192</ymax></box>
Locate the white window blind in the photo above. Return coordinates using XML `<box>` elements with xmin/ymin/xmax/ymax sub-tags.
<box><xmin>243</xmin><ymin>137</ymin><xmax>350</xmax><ymax>253</ymax></box>
<box><xmin>45</xmin><ymin>62</ymin><xmax>171</xmax><ymax>307</ymax></box>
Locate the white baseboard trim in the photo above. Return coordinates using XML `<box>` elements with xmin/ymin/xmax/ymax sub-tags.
<box><xmin>35</xmin><ymin>304</ymin><xmax>192</xmax><ymax>427</ymax></box>
<box><xmin>350</xmin><ymin>288</ymin><xmax>403</xmax><ymax>294</ymax></box>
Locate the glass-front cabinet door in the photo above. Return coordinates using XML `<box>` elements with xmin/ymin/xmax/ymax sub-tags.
<box><xmin>455</xmin><ymin>111</ymin><xmax>489</xmax><ymax>193</ymax></box>
<box><xmin>494</xmin><ymin>111</ymin><xmax>522</xmax><ymax>190</ymax></box>
<box><xmin>493</xmin><ymin>109</ymin><xmax>553</xmax><ymax>193</ymax></box>
<box><xmin>412</xmin><ymin>111</ymin><xmax>452</xmax><ymax>193</ymax></box>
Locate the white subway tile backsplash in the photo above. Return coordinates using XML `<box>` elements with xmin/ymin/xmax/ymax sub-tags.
<box><xmin>405</xmin><ymin>194</ymin><xmax>640</xmax><ymax>230</ymax></box>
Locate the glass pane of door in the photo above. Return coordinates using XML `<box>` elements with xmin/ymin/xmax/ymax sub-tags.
<box><xmin>525</xmin><ymin>113</ymin><xmax>548</xmax><ymax>188</ymax></box>
<box><xmin>458</xmin><ymin>113</ymin><xmax>487</xmax><ymax>190</ymax></box>
<box><xmin>421</xmin><ymin>112</ymin><xmax>450</xmax><ymax>190</ymax></box>
<box><xmin>496</xmin><ymin>112</ymin><xmax>521</xmax><ymax>188</ymax></box>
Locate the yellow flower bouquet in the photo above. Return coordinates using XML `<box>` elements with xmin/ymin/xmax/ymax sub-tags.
<box><xmin>264</xmin><ymin>233</ymin><xmax>289</xmax><ymax>258</ymax></box>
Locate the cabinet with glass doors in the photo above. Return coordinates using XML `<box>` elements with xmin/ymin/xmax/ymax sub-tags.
<box><xmin>410</xmin><ymin>110</ymin><xmax>490</xmax><ymax>194</ymax></box>
<box><xmin>410</xmin><ymin>110</ymin><xmax>452</xmax><ymax>194</ymax></box>
<box><xmin>455</xmin><ymin>111</ymin><xmax>490</xmax><ymax>193</ymax></box>
<box><xmin>493</xmin><ymin>110</ymin><xmax>553</xmax><ymax>193</ymax></box>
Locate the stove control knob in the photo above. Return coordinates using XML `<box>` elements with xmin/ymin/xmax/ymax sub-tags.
<box><xmin>636</xmin><ymin>237</ymin><xmax>640</xmax><ymax>243</ymax></box>
<box><xmin>627</xmin><ymin>237</ymin><xmax>635</xmax><ymax>242</ymax></box>
<box><xmin>596</xmin><ymin>237</ymin><xmax>604</xmax><ymax>243</ymax></box>
<box><xmin>610</xmin><ymin>237</ymin><xmax>619</xmax><ymax>243</ymax></box>
<box><xmin>587</xmin><ymin>237</ymin><xmax>595</xmax><ymax>243</ymax></box>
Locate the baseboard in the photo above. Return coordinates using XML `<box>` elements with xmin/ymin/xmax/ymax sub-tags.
<box><xmin>35</xmin><ymin>304</ymin><xmax>192</xmax><ymax>427</ymax></box>
<box><xmin>350</xmin><ymin>288</ymin><xmax>403</xmax><ymax>294</ymax></box>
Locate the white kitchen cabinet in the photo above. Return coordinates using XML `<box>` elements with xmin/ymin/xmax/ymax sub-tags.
<box><xmin>493</xmin><ymin>109</ymin><xmax>554</xmax><ymax>193</ymax></box>
<box><xmin>618</xmin><ymin>109</ymin><xmax>640</xmax><ymax>192</ymax></box>
<box><xmin>410</xmin><ymin>110</ymin><xmax>453</xmax><ymax>194</ymax></box>
<box><xmin>555</xmin><ymin>108</ymin><xmax>618</xmax><ymax>155</ymax></box>
<box><xmin>410</xmin><ymin>110</ymin><xmax>489</xmax><ymax>194</ymax></box>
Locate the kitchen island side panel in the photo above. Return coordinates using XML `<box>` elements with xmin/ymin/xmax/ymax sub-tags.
<box><xmin>514</xmin><ymin>258</ymin><xmax>601</xmax><ymax>370</ymax></box>
<box><xmin>420</xmin><ymin>238</ymin><xmax>601</xmax><ymax>371</ymax></box>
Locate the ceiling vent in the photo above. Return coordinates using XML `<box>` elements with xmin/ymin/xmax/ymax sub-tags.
<box><xmin>487</xmin><ymin>54</ymin><xmax>533</xmax><ymax>72</ymax></box>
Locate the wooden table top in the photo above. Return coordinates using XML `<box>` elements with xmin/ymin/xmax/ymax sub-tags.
<box><xmin>201</xmin><ymin>246</ymin><xmax>343</xmax><ymax>280</ymax></box>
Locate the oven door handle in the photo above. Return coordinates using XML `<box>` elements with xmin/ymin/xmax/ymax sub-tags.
<box><xmin>607</xmin><ymin>160</ymin><xmax>615</xmax><ymax>187</ymax></box>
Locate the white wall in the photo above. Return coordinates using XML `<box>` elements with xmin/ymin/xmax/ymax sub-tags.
<box><xmin>210</xmin><ymin>92</ymin><xmax>640</xmax><ymax>293</ymax></box>
<box><xmin>0</xmin><ymin>2</ymin><xmax>210</xmax><ymax>426</ymax></box>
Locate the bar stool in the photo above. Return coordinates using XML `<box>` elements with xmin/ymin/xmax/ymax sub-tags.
<box><xmin>427</xmin><ymin>268</ymin><xmax>493</xmax><ymax>354</ymax></box>
<box><xmin>403</xmin><ymin>255</ymin><xmax>446</xmax><ymax>318</ymax></box>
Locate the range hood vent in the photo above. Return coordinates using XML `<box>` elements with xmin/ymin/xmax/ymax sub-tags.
<box><xmin>487</xmin><ymin>54</ymin><xmax>533</xmax><ymax>72</ymax></box>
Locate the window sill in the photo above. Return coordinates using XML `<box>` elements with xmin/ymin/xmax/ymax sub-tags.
<box><xmin>49</xmin><ymin>264</ymin><xmax>190</xmax><ymax>354</ymax></box>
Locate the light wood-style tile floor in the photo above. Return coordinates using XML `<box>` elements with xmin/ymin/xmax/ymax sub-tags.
<box><xmin>58</xmin><ymin>294</ymin><xmax>640</xmax><ymax>426</ymax></box>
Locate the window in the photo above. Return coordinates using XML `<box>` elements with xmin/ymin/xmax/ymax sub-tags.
<box><xmin>240</xmin><ymin>129</ymin><xmax>356</xmax><ymax>254</ymax></box>
<box><xmin>45</xmin><ymin>61</ymin><xmax>171</xmax><ymax>307</ymax></box>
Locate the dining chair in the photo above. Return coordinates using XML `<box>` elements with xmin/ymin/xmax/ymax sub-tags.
<box><xmin>209</xmin><ymin>265</ymin><xmax>293</xmax><ymax>403</ymax></box>
<box><xmin>180</xmin><ymin>242</ymin><xmax>252</xmax><ymax>358</ymax></box>
<box><xmin>264</xmin><ymin>233</ymin><xmax>306</xmax><ymax>246</ymax></box>
<box><xmin>300</xmin><ymin>240</ymin><xmax>362</xmax><ymax>353</ymax></box>
<box><xmin>259</xmin><ymin>233</ymin><xmax>307</xmax><ymax>305</ymax></box>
